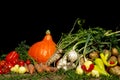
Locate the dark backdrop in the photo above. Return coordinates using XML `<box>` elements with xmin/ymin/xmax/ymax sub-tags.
<box><xmin>0</xmin><ymin>12</ymin><xmax>120</xmax><ymax>54</ymax></box>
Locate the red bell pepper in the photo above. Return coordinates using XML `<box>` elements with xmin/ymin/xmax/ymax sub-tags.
<box><xmin>5</xmin><ymin>51</ymin><xmax>19</xmax><ymax>65</ymax></box>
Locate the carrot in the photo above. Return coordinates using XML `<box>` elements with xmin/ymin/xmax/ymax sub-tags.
<box><xmin>34</xmin><ymin>63</ymin><xmax>44</xmax><ymax>73</ymax></box>
<box><xmin>42</xmin><ymin>64</ymin><xmax>51</xmax><ymax>72</ymax></box>
<box><xmin>24</xmin><ymin>63</ymin><xmax>29</xmax><ymax>72</ymax></box>
<box><xmin>41</xmin><ymin>63</ymin><xmax>58</xmax><ymax>72</ymax></box>
<box><xmin>49</xmin><ymin>67</ymin><xmax>58</xmax><ymax>72</ymax></box>
<box><xmin>28</xmin><ymin>64</ymin><xmax>35</xmax><ymax>74</ymax></box>
<box><xmin>46</xmin><ymin>49</ymin><xmax>63</xmax><ymax>66</ymax></box>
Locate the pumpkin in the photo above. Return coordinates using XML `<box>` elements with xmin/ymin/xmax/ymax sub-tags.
<box><xmin>28</xmin><ymin>30</ymin><xmax>56</xmax><ymax>64</ymax></box>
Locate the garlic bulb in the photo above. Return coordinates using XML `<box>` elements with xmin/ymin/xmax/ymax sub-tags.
<box><xmin>67</xmin><ymin>50</ymin><xmax>78</xmax><ymax>62</ymax></box>
<box><xmin>57</xmin><ymin>55</ymin><xmax>67</xmax><ymax>69</ymax></box>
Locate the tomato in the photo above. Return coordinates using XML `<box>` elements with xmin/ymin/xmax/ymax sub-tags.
<box><xmin>25</xmin><ymin>59</ymin><xmax>31</xmax><ymax>65</ymax></box>
<box><xmin>0</xmin><ymin>69</ymin><xmax>3</xmax><ymax>74</ymax></box>
<box><xmin>18</xmin><ymin>60</ymin><xmax>25</xmax><ymax>66</ymax></box>
<box><xmin>5</xmin><ymin>62</ymin><xmax>14</xmax><ymax>69</ymax></box>
<box><xmin>2</xmin><ymin>68</ymin><xmax>10</xmax><ymax>74</ymax></box>
<box><xmin>0</xmin><ymin>60</ymin><xmax>6</xmax><ymax>67</ymax></box>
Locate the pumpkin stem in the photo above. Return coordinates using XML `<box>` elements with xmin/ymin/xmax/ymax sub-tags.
<box><xmin>46</xmin><ymin>30</ymin><xmax>51</xmax><ymax>34</ymax></box>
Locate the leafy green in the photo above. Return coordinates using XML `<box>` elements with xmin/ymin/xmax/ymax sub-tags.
<box><xmin>57</xmin><ymin>18</ymin><xmax>120</xmax><ymax>55</ymax></box>
<box><xmin>15</xmin><ymin>40</ymin><xmax>30</xmax><ymax>61</ymax></box>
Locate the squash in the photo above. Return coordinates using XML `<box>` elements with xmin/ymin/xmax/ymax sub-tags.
<box><xmin>28</xmin><ymin>30</ymin><xmax>56</xmax><ymax>64</ymax></box>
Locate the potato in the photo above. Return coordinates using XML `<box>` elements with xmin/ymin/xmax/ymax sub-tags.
<box><xmin>89</xmin><ymin>51</ymin><xmax>99</xmax><ymax>60</ymax></box>
<box><xmin>109</xmin><ymin>66</ymin><xmax>120</xmax><ymax>76</ymax></box>
<box><xmin>117</xmin><ymin>54</ymin><xmax>120</xmax><ymax>65</ymax></box>
<box><xmin>111</xmin><ymin>48</ymin><xmax>119</xmax><ymax>56</ymax></box>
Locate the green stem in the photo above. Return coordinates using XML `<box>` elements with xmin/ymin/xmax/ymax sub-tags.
<box><xmin>68</xmin><ymin>18</ymin><xmax>80</xmax><ymax>35</ymax></box>
<box><xmin>61</xmin><ymin>37</ymin><xmax>79</xmax><ymax>50</ymax></box>
<box><xmin>104</xmin><ymin>31</ymin><xmax>120</xmax><ymax>36</ymax></box>
<box><xmin>72</xmin><ymin>40</ymin><xmax>86</xmax><ymax>50</ymax></box>
<box><xmin>83</xmin><ymin>34</ymin><xmax>91</xmax><ymax>61</ymax></box>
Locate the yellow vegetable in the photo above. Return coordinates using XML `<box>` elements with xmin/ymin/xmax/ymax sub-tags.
<box><xmin>10</xmin><ymin>64</ymin><xmax>19</xmax><ymax>73</ymax></box>
<box><xmin>76</xmin><ymin>65</ymin><xmax>83</xmax><ymax>75</ymax></box>
<box><xmin>94</xmin><ymin>58</ymin><xmax>110</xmax><ymax>76</ymax></box>
<box><xmin>18</xmin><ymin>66</ymin><xmax>27</xmax><ymax>74</ymax></box>
<box><xmin>100</xmin><ymin>53</ymin><xmax>117</xmax><ymax>67</ymax></box>
<box><xmin>91</xmin><ymin>70</ymin><xmax>99</xmax><ymax>77</ymax></box>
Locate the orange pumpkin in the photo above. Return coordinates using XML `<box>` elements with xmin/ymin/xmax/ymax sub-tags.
<box><xmin>28</xmin><ymin>30</ymin><xmax>56</xmax><ymax>64</ymax></box>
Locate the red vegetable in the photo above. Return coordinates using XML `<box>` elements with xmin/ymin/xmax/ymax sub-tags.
<box><xmin>110</xmin><ymin>61</ymin><xmax>115</xmax><ymax>64</ymax></box>
<box><xmin>0</xmin><ymin>60</ymin><xmax>6</xmax><ymax>67</ymax></box>
<box><xmin>5</xmin><ymin>51</ymin><xmax>19</xmax><ymax>65</ymax></box>
<box><xmin>18</xmin><ymin>60</ymin><xmax>25</xmax><ymax>66</ymax></box>
<box><xmin>81</xmin><ymin>64</ymin><xmax>94</xmax><ymax>72</ymax></box>
<box><xmin>25</xmin><ymin>59</ymin><xmax>31</xmax><ymax>65</ymax></box>
<box><xmin>5</xmin><ymin>62</ymin><xmax>14</xmax><ymax>69</ymax></box>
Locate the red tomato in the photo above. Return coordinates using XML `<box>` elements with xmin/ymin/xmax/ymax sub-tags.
<box><xmin>0</xmin><ymin>69</ymin><xmax>3</xmax><ymax>74</ymax></box>
<box><xmin>5</xmin><ymin>62</ymin><xmax>14</xmax><ymax>69</ymax></box>
<box><xmin>2</xmin><ymin>68</ymin><xmax>10</xmax><ymax>74</ymax></box>
<box><xmin>25</xmin><ymin>59</ymin><xmax>31</xmax><ymax>65</ymax></box>
<box><xmin>0</xmin><ymin>60</ymin><xmax>6</xmax><ymax>67</ymax></box>
<box><xmin>18</xmin><ymin>60</ymin><xmax>25</xmax><ymax>66</ymax></box>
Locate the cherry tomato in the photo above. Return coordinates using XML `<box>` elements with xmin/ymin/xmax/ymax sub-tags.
<box><xmin>18</xmin><ymin>60</ymin><xmax>25</xmax><ymax>66</ymax></box>
<box><xmin>0</xmin><ymin>69</ymin><xmax>3</xmax><ymax>74</ymax></box>
<box><xmin>0</xmin><ymin>60</ymin><xmax>6</xmax><ymax>67</ymax></box>
<box><xmin>5</xmin><ymin>62</ymin><xmax>14</xmax><ymax>69</ymax></box>
<box><xmin>2</xmin><ymin>68</ymin><xmax>10</xmax><ymax>74</ymax></box>
<box><xmin>25</xmin><ymin>59</ymin><xmax>31</xmax><ymax>65</ymax></box>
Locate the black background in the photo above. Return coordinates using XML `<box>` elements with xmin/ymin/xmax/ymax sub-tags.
<box><xmin>0</xmin><ymin>4</ymin><xmax>120</xmax><ymax>54</ymax></box>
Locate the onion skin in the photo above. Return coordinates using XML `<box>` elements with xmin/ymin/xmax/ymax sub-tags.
<box><xmin>67</xmin><ymin>50</ymin><xmax>78</xmax><ymax>63</ymax></box>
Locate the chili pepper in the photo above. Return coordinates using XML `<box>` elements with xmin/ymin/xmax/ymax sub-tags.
<box><xmin>5</xmin><ymin>51</ymin><xmax>19</xmax><ymax>65</ymax></box>
<box><xmin>100</xmin><ymin>53</ymin><xmax>117</xmax><ymax>67</ymax></box>
<box><xmin>110</xmin><ymin>61</ymin><xmax>115</xmax><ymax>64</ymax></box>
<box><xmin>94</xmin><ymin>58</ymin><xmax>110</xmax><ymax>76</ymax></box>
<box><xmin>81</xmin><ymin>61</ymin><xmax>94</xmax><ymax>72</ymax></box>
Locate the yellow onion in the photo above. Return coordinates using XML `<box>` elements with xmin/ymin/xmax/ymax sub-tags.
<box><xmin>76</xmin><ymin>65</ymin><xmax>83</xmax><ymax>75</ymax></box>
<box><xmin>18</xmin><ymin>66</ymin><xmax>27</xmax><ymax>74</ymax></box>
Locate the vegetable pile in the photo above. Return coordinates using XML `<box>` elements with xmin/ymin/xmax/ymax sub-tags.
<box><xmin>0</xmin><ymin>18</ymin><xmax>120</xmax><ymax>78</ymax></box>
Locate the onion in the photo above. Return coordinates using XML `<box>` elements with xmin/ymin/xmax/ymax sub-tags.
<box><xmin>67</xmin><ymin>50</ymin><xmax>78</xmax><ymax>63</ymax></box>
